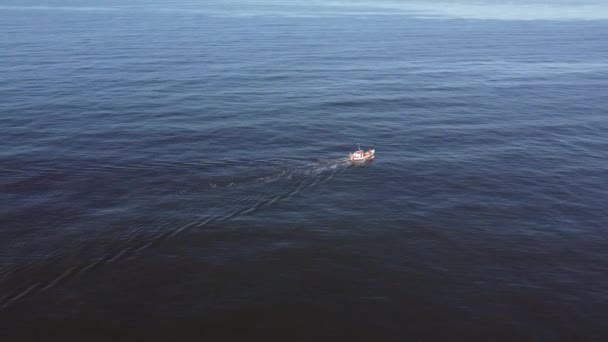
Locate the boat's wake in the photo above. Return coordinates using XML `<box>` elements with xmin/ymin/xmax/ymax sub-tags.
<box><xmin>0</xmin><ymin>156</ymin><xmax>351</xmax><ymax>309</ymax></box>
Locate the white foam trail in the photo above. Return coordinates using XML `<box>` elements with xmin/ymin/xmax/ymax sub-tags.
<box><xmin>1</xmin><ymin>283</ymin><xmax>40</xmax><ymax>309</ymax></box>
<box><xmin>41</xmin><ymin>265</ymin><xmax>80</xmax><ymax>291</ymax></box>
<box><xmin>0</xmin><ymin>156</ymin><xmax>352</xmax><ymax>310</ymax></box>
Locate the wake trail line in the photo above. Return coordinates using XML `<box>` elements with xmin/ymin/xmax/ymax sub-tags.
<box><xmin>0</xmin><ymin>157</ymin><xmax>352</xmax><ymax>310</ymax></box>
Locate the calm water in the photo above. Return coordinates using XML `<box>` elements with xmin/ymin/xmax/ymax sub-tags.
<box><xmin>1</xmin><ymin>1</ymin><xmax>608</xmax><ymax>340</ymax></box>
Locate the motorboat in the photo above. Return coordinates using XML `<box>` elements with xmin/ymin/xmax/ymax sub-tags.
<box><xmin>349</xmin><ymin>145</ymin><xmax>375</xmax><ymax>162</ymax></box>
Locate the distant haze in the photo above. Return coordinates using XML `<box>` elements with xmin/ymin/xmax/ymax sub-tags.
<box><xmin>1</xmin><ymin>0</ymin><xmax>608</xmax><ymax>20</ymax></box>
<box><xmin>309</xmin><ymin>0</ymin><xmax>608</xmax><ymax>20</ymax></box>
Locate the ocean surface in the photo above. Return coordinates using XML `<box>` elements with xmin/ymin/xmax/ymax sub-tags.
<box><xmin>1</xmin><ymin>1</ymin><xmax>608</xmax><ymax>340</ymax></box>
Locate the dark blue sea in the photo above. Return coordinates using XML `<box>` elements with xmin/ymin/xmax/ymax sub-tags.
<box><xmin>1</xmin><ymin>1</ymin><xmax>608</xmax><ymax>340</ymax></box>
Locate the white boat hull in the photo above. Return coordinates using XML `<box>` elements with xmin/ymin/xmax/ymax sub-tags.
<box><xmin>349</xmin><ymin>149</ymin><xmax>375</xmax><ymax>162</ymax></box>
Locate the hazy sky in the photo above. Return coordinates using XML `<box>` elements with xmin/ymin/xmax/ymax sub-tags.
<box><xmin>1</xmin><ymin>0</ymin><xmax>607</xmax><ymax>20</ymax></box>
<box><xmin>249</xmin><ymin>0</ymin><xmax>608</xmax><ymax>20</ymax></box>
